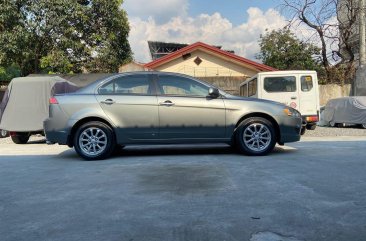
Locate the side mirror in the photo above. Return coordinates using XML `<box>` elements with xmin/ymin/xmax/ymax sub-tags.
<box><xmin>208</xmin><ymin>87</ymin><xmax>220</xmax><ymax>98</ymax></box>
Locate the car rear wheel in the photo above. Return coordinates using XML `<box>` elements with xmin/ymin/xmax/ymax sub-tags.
<box><xmin>11</xmin><ymin>132</ymin><xmax>30</xmax><ymax>144</ymax></box>
<box><xmin>235</xmin><ymin>117</ymin><xmax>276</xmax><ymax>156</ymax></box>
<box><xmin>362</xmin><ymin>123</ymin><xmax>366</xmax><ymax>129</ymax></box>
<box><xmin>74</xmin><ymin>121</ymin><xmax>115</xmax><ymax>160</ymax></box>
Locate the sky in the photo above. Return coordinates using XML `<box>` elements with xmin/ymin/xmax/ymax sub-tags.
<box><xmin>123</xmin><ymin>0</ymin><xmax>287</xmax><ymax>63</ymax></box>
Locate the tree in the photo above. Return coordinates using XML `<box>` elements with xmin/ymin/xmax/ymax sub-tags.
<box><xmin>0</xmin><ymin>65</ymin><xmax>21</xmax><ymax>83</ymax></box>
<box><xmin>0</xmin><ymin>0</ymin><xmax>132</xmax><ymax>77</ymax></box>
<box><xmin>281</xmin><ymin>0</ymin><xmax>359</xmax><ymax>85</ymax></box>
<box><xmin>257</xmin><ymin>28</ymin><xmax>322</xmax><ymax>71</ymax></box>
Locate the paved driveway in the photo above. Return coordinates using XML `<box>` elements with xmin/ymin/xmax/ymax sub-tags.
<box><xmin>1</xmin><ymin>137</ymin><xmax>366</xmax><ymax>241</ymax></box>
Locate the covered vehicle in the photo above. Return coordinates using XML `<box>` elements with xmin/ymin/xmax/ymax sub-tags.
<box><xmin>0</xmin><ymin>76</ymin><xmax>79</xmax><ymax>144</ymax></box>
<box><xmin>321</xmin><ymin>97</ymin><xmax>366</xmax><ymax>128</ymax></box>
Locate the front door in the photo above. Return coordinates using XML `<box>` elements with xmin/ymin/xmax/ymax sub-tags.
<box><xmin>96</xmin><ymin>74</ymin><xmax>159</xmax><ymax>142</ymax></box>
<box><xmin>155</xmin><ymin>74</ymin><xmax>226</xmax><ymax>140</ymax></box>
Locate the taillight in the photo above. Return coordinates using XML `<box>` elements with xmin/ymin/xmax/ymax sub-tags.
<box><xmin>49</xmin><ymin>97</ymin><xmax>58</xmax><ymax>104</ymax></box>
<box><xmin>306</xmin><ymin>116</ymin><xmax>319</xmax><ymax>122</ymax></box>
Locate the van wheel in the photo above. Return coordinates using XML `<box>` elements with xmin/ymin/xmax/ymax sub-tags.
<box><xmin>306</xmin><ymin>124</ymin><xmax>316</xmax><ymax>130</ymax></box>
<box><xmin>74</xmin><ymin>121</ymin><xmax>115</xmax><ymax>160</ymax></box>
<box><xmin>362</xmin><ymin>123</ymin><xmax>366</xmax><ymax>129</ymax></box>
<box><xmin>235</xmin><ymin>117</ymin><xmax>276</xmax><ymax>156</ymax></box>
<box><xmin>11</xmin><ymin>132</ymin><xmax>30</xmax><ymax>144</ymax></box>
<box><xmin>0</xmin><ymin>129</ymin><xmax>9</xmax><ymax>138</ymax></box>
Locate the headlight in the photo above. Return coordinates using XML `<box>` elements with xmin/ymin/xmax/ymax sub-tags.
<box><xmin>283</xmin><ymin>108</ymin><xmax>301</xmax><ymax>117</ymax></box>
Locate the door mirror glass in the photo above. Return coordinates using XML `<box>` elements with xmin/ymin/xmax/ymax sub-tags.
<box><xmin>208</xmin><ymin>87</ymin><xmax>220</xmax><ymax>98</ymax></box>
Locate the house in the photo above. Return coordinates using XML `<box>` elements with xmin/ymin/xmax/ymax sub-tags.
<box><xmin>119</xmin><ymin>41</ymin><xmax>275</xmax><ymax>94</ymax></box>
<box><xmin>144</xmin><ymin>41</ymin><xmax>275</xmax><ymax>78</ymax></box>
<box><xmin>118</xmin><ymin>61</ymin><xmax>147</xmax><ymax>72</ymax></box>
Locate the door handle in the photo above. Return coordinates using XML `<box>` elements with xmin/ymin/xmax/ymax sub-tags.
<box><xmin>101</xmin><ymin>99</ymin><xmax>115</xmax><ymax>105</ymax></box>
<box><xmin>159</xmin><ymin>100</ymin><xmax>175</xmax><ymax>106</ymax></box>
<box><xmin>291</xmin><ymin>96</ymin><xmax>297</xmax><ymax>100</ymax></box>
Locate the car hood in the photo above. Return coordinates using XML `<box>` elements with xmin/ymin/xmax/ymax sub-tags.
<box><xmin>223</xmin><ymin>94</ymin><xmax>286</xmax><ymax>107</ymax></box>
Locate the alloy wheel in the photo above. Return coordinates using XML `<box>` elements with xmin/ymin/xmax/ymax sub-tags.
<box><xmin>78</xmin><ymin>127</ymin><xmax>107</xmax><ymax>157</ymax></box>
<box><xmin>242</xmin><ymin>123</ymin><xmax>271</xmax><ymax>152</ymax></box>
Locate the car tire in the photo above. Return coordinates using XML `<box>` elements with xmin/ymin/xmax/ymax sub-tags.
<box><xmin>0</xmin><ymin>129</ymin><xmax>9</xmax><ymax>138</ymax></box>
<box><xmin>11</xmin><ymin>132</ymin><xmax>30</xmax><ymax>144</ymax></box>
<box><xmin>361</xmin><ymin>123</ymin><xmax>366</xmax><ymax>129</ymax></box>
<box><xmin>300</xmin><ymin>127</ymin><xmax>306</xmax><ymax>135</ymax></box>
<box><xmin>74</xmin><ymin>121</ymin><xmax>116</xmax><ymax>160</ymax></box>
<box><xmin>306</xmin><ymin>124</ymin><xmax>316</xmax><ymax>130</ymax></box>
<box><xmin>235</xmin><ymin>117</ymin><xmax>276</xmax><ymax>156</ymax></box>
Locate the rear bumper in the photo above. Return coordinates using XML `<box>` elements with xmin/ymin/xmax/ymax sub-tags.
<box><xmin>43</xmin><ymin>118</ymin><xmax>71</xmax><ymax>145</ymax></box>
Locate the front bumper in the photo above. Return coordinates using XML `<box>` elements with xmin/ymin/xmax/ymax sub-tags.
<box><xmin>278</xmin><ymin>116</ymin><xmax>302</xmax><ymax>143</ymax></box>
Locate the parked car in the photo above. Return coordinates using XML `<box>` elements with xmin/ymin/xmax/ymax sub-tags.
<box><xmin>239</xmin><ymin>71</ymin><xmax>320</xmax><ymax>135</ymax></box>
<box><xmin>0</xmin><ymin>76</ymin><xmax>79</xmax><ymax>144</ymax></box>
<box><xmin>44</xmin><ymin>72</ymin><xmax>302</xmax><ymax>160</ymax></box>
<box><xmin>321</xmin><ymin>97</ymin><xmax>366</xmax><ymax>128</ymax></box>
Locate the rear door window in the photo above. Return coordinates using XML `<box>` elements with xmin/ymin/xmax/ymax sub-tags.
<box><xmin>301</xmin><ymin>76</ymin><xmax>313</xmax><ymax>92</ymax></box>
<box><xmin>264</xmin><ymin>76</ymin><xmax>296</xmax><ymax>92</ymax></box>
<box><xmin>240</xmin><ymin>83</ymin><xmax>248</xmax><ymax>97</ymax></box>
<box><xmin>98</xmin><ymin>74</ymin><xmax>152</xmax><ymax>95</ymax></box>
<box><xmin>248</xmin><ymin>78</ymin><xmax>257</xmax><ymax>96</ymax></box>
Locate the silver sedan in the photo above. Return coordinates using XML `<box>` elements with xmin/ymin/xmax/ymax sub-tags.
<box><xmin>44</xmin><ymin>72</ymin><xmax>302</xmax><ymax>160</ymax></box>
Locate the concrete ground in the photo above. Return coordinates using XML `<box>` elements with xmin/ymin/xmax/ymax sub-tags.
<box><xmin>1</xmin><ymin>137</ymin><xmax>366</xmax><ymax>241</ymax></box>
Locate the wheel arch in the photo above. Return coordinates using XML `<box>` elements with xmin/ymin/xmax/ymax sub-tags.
<box><xmin>67</xmin><ymin>117</ymin><xmax>115</xmax><ymax>147</ymax></box>
<box><xmin>234</xmin><ymin>112</ymin><xmax>281</xmax><ymax>143</ymax></box>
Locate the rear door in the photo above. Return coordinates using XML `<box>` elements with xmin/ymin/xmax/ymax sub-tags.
<box><xmin>261</xmin><ymin>75</ymin><xmax>299</xmax><ymax>110</ymax></box>
<box><xmin>95</xmin><ymin>74</ymin><xmax>159</xmax><ymax>142</ymax></box>
<box><xmin>298</xmin><ymin>74</ymin><xmax>318</xmax><ymax>116</ymax></box>
<box><xmin>155</xmin><ymin>74</ymin><xmax>226</xmax><ymax>140</ymax></box>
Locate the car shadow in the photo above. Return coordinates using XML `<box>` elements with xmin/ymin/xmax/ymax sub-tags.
<box><xmin>57</xmin><ymin>144</ymin><xmax>298</xmax><ymax>160</ymax></box>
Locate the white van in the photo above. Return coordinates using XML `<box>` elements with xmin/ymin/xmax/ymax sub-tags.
<box><xmin>239</xmin><ymin>70</ymin><xmax>320</xmax><ymax>133</ymax></box>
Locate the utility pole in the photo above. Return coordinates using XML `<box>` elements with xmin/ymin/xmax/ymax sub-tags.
<box><xmin>359</xmin><ymin>0</ymin><xmax>366</xmax><ymax>65</ymax></box>
<box><xmin>355</xmin><ymin>0</ymin><xmax>366</xmax><ymax>95</ymax></box>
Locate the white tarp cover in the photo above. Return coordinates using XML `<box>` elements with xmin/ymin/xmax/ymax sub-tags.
<box><xmin>0</xmin><ymin>76</ymin><xmax>78</xmax><ymax>132</ymax></box>
<box><xmin>322</xmin><ymin>96</ymin><xmax>366</xmax><ymax>125</ymax></box>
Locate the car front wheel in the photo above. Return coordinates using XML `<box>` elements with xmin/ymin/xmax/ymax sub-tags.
<box><xmin>74</xmin><ymin>121</ymin><xmax>116</xmax><ymax>160</ymax></box>
<box><xmin>235</xmin><ymin>117</ymin><xmax>276</xmax><ymax>156</ymax></box>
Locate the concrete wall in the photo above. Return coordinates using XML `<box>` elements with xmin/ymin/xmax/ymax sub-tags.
<box><xmin>319</xmin><ymin>84</ymin><xmax>352</xmax><ymax>106</ymax></box>
<box><xmin>197</xmin><ymin>76</ymin><xmax>247</xmax><ymax>95</ymax></box>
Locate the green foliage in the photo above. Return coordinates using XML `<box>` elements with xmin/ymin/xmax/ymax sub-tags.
<box><xmin>40</xmin><ymin>51</ymin><xmax>74</xmax><ymax>74</ymax></box>
<box><xmin>0</xmin><ymin>0</ymin><xmax>132</xmax><ymax>76</ymax></box>
<box><xmin>0</xmin><ymin>65</ymin><xmax>22</xmax><ymax>82</ymax></box>
<box><xmin>256</xmin><ymin>29</ymin><xmax>322</xmax><ymax>71</ymax></box>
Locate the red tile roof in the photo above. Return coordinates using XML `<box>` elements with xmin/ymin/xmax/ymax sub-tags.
<box><xmin>144</xmin><ymin>41</ymin><xmax>276</xmax><ymax>71</ymax></box>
